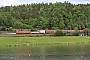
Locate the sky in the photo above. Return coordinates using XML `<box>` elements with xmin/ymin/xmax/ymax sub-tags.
<box><xmin>0</xmin><ymin>0</ymin><xmax>90</xmax><ymax>7</ymax></box>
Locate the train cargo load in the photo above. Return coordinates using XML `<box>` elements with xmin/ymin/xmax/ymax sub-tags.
<box><xmin>67</xmin><ymin>30</ymin><xmax>71</xmax><ymax>33</ymax></box>
<box><xmin>71</xmin><ymin>30</ymin><xmax>76</xmax><ymax>34</ymax></box>
<box><xmin>80</xmin><ymin>30</ymin><xmax>84</xmax><ymax>33</ymax></box>
<box><xmin>31</xmin><ymin>32</ymin><xmax>39</xmax><ymax>34</ymax></box>
<box><xmin>39</xmin><ymin>30</ymin><xmax>45</xmax><ymax>34</ymax></box>
<box><xmin>16</xmin><ymin>30</ymin><xmax>31</xmax><ymax>34</ymax></box>
<box><xmin>62</xmin><ymin>30</ymin><xmax>67</xmax><ymax>33</ymax></box>
<box><xmin>45</xmin><ymin>30</ymin><xmax>55</xmax><ymax>34</ymax></box>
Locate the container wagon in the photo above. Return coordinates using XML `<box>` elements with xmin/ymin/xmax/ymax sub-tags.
<box><xmin>45</xmin><ymin>30</ymin><xmax>55</xmax><ymax>34</ymax></box>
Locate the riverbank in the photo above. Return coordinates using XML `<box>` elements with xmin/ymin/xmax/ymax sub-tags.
<box><xmin>0</xmin><ymin>36</ymin><xmax>90</xmax><ymax>46</ymax></box>
<box><xmin>0</xmin><ymin>34</ymin><xmax>54</xmax><ymax>37</ymax></box>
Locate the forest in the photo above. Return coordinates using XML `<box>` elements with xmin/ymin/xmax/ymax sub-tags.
<box><xmin>0</xmin><ymin>1</ymin><xmax>90</xmax><ymax>31</ymax></box>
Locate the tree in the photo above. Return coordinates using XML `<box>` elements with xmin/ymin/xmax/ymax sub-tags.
<box><xmin>81</xmin><ymin>23</ymin><xmax>85</xmax><ymax>29</ymax></box>
<box><xmin>68</xmin><ymin>25</ymin><xmax>71</xmax><ymax>30</ymax></box>
<box><xmin>14</xmin><ymin>21</ymin><xmax>23</xmax><ymax>29</ymax></box>
<box><xmin>59</xmin><ymin>20</ymin><xmax>65</xmax><ymax>29</ymax></box>
<box><xmin>0</xmin><ymin>2</ymin><xmax>90</xmax><ymax>30</ymax></box>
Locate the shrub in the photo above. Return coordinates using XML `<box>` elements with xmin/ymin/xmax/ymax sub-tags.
<box><xmin>54</xmin><ymin>30</ymin><xmax>66</xmax><ymax>36</ymax></box>
<box><xmin>84</xmin><ymin>28</ymin><xmax>90</xmax><ymax>36</ymax></box>
<box><xmin>73</xmin><ymin>31</ymin><xmax>79</xmax><ymax>36</ymax></box>
<box><xmin>7</xmin><ymin>27</ymin><xmax>13</xmax><ymax>31</ymax></box>
<box><xmin>0</xmin><ymin>26</ymin><xmax>7</xmax><ymax>31</ymax></box>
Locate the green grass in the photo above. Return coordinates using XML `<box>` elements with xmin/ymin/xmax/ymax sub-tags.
<box><xmin>0</xmin><ymin>36</ymin><xmax>90</xmax><ymax>46</ymax></box>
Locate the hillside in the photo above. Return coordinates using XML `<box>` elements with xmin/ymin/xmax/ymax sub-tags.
<box><xmin>0</xmin><ymin>1</ymin><xmax>90</xmax><ymax>30</ymax></box>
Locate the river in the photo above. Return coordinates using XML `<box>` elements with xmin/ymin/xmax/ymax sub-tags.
<box><xmin>0</xmin><ymin>44</ymin><xmax>90</xmax><ymax>60</ymax></box>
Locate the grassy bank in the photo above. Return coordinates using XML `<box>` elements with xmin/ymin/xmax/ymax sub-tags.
<box><xmin>0</xmin><ymin>36</ymin><xmax>90</xmax><ymax>46</ymax></box>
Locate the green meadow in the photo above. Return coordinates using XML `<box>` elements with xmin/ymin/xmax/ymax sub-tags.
<box><xmin>0</xmin><ymin>36</ymin><xmax>90</xmax><ymax>46</ymax></box>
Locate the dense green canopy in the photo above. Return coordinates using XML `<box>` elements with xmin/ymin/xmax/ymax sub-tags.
<box><xmin>0</xmin><ymin>1</ymin><xmax>90</xmax><ymax>30</ymax></box>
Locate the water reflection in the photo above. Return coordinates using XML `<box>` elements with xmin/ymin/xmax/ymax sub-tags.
<box><xmin>0</xmin><ymin>44</ymin><xmax>90</xmax><ymax>60</ymax></box>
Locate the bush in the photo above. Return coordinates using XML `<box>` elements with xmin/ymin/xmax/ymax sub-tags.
<box><xmin>0</xmin><ymin>26</ymin><xmax>7</xmax><ymax>31</ymax></box>
<box><xmin>54</xmin><ymin>30</ymin><xmax>66</xmax><ymax>36</ymax></box>
<box><xmin>84</xmin><ymin>28</ymin><xmax>90</xmax><ymax>36</ymax></box>
<box><xmin>7</xmin><ymin>27</ymin><xmax>13</xmax><ymax>31</ymax></box>
<box><xmin>73</xmin><ymin>31</ymin><xmax>79</xmax><ymax>36</ymax></box>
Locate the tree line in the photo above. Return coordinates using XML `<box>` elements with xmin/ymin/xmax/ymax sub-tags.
<box><xmin>0</xmin><ymin>1</ymin><xmax>90</xmax><ymax>31</ymax></box>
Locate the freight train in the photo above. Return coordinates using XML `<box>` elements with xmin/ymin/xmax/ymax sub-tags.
<box><xmin>16</xmin><ymin>30</ymin><xmax>84</xmax><ymax>34</ymax></box>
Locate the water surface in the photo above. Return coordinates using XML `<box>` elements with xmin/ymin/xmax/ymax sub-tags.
<box><xmin>0</xmin><ymin>44</ymin><xmax>90</xmax><ymax>60</ymax></box>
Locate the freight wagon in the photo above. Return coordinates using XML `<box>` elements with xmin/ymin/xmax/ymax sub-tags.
<box><xmin>45</xmin><ymin>30</ymin><xmax>56</xmax><ymax>34</ymax></box>
<box><xmin>39</xmin><ymin>30</ymin><xmax>45</xmax><ymax>34</ymax></box>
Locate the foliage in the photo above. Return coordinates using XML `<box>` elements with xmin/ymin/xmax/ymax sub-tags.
<box><xmin>7</xmin><ymin>27</ymin><xmax>13</xmax><ymax>31</ymax></box>
<box><xmin>0</xmin><ymin>2</ymin><xmax>90</xmax><ymax>30</ymax></box>
<box><xmin>73</xmin><ymin>31</ymin><xmax>79</xmax><ymax>36</ymax></box>
<box><xmin>84</xmin><ymin>28</ymin><xmax>90</xmax><ymax>36</ymax></box>
<box><xmin>54</xmin><ymin>30</ymin><xmax>66</xmax><ymax>36</ymax></box>
<box><xmin>0</xmin><ymin>26</ymin><xmax>7</xmax><ymax>31</ymax></box>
